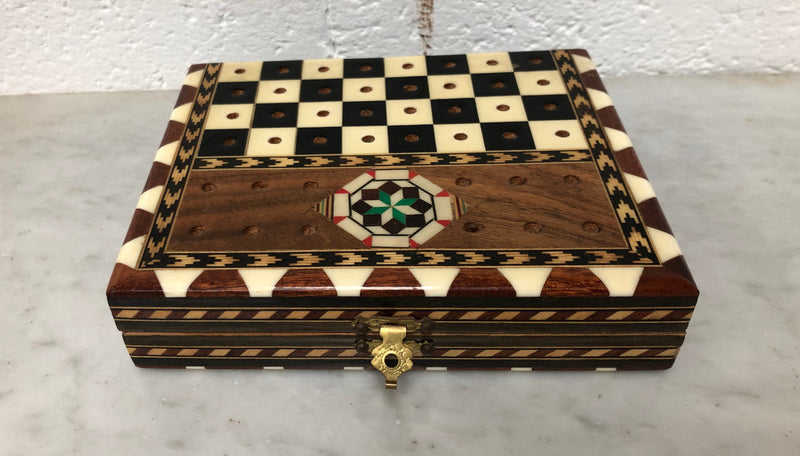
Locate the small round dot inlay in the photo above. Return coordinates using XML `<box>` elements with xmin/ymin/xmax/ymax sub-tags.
<box><xmin>524</xmin><ymin>222</ymin><xmax>544</xmax><ymax>233</ymax></box>
<box><xmin>582</xmin><ymin>222</ymin><xmax>601</xmax><ymax>233</ymax></box>
<box><xmin>302</xmin><ymin>224</ymin><xmax>319</xmax><ymax>236</ymax></box>
<box><xmin>190</xmin><ymin>226</ymin><xmax>207</xmax><ymax>237</ymax></box>
<box><xmin>463</xmin><ymin>222</ymin><xmax>484</xmax><ymax>233</ymax></box>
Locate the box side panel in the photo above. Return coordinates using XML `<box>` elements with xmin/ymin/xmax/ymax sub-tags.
<box><xmin>109</xmin><ymin>295</ymin><xmax>696</xmax><ymax>334</ymax></box>
<box><xmin>123</xmin><ymin>333</ymin><xmax>682</xmax><ymax>370</ymax></box>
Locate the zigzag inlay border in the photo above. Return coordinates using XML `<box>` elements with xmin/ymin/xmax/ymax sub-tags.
<box><xmin>193</xmin><ymin>150</ymin><xmax>591</xmax><ymax>170</ymax></box>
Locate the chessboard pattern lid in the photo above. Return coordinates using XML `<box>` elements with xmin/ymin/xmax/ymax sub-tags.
<box><xmin>107</xmin><ymin>50</ymin><xmax>697</xmax><ymax>301</ymax></box>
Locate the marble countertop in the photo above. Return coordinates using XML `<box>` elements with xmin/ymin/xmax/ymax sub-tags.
<box><xmin>1</xmin><ymin>74</ymin><xmax>798</xmax><ymax>455</ymax></box>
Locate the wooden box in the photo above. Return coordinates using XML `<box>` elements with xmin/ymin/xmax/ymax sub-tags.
<box><xmin>107</xmin><ymin>50</ymin><xmax>698</xmax><ymax>388</ymax></box>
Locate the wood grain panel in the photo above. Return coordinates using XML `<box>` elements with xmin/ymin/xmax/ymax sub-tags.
<box><xmin>168</xmin><ymin>163</ymin><xmax>627</xmax><ymax>252</ymax></box>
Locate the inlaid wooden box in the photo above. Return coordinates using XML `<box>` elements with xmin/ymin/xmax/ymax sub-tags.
<box><xmin>107</xmin><ymin>50</ymin><xmax>698</xmax><ymax>388</ymax></box>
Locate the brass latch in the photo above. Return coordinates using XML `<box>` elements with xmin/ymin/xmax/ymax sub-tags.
<box><xmin>352</xmin><ymin>316</ymin><xmax>434</xmax><ymax>389</ymax></box>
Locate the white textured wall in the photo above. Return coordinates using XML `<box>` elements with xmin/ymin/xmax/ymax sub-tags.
<box><xmin>1</xmin><ymin>0</ymin><xmax>798</xmax><ymax>95</ymax></box>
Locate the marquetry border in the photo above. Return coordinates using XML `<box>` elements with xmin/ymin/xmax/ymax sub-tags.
<box><xmin>112</xmin><ymin>306</ymin><xmax>693</xmax><ymax>322</ymax></box>
<box><xmin>193</xmin><ymin>149</ymin><xmax>592</xmax><ymax>169</ymax></box>
<box><xmin>108</xmin><ymin>50</ymin><xmax>697</xmax><ymax>301</ymax></box>
<box><xmin>126</xmin><ymin>345</ymin><xmax>679</xmax><ymax>360</ymax></box>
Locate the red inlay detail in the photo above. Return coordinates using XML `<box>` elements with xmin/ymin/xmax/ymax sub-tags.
<box><xmin>362</xmin><ymin>236</ymin><xmax>373</xmax><ymax>247</ymax></box>
<box><xmin>435</xmin><ymin>190</ymin><xmax>449</xmax><ymax>197</ymax></box>
<box><xmin>408</xmin><ymin>170</ymin><xmax>418</xmax><ymax>179</ymax></box>
<box><xmin>409</xmin><ymin>239</ymin><xmax>420</xmax><ymax>248</ymax></box>
<box><xmin>335</xmin><ymin>188</ymin><xmax>350</xmax><ymax>194</ymax></box>
<box><xmin>437</xmin><ymin>220</ymin><xmax>451</xmax><ymax>227</ymax></box>
<box><xmin>333</xmin><ymin>216</ymin><xmax>346</xmax><ymax>224</ymax></box>
<box><xmin>366</xmin><ymin>170</ymin><xmax>376</xmax><ymax>177</ymax></box>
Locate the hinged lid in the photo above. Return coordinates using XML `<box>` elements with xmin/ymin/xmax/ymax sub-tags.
<box><xmin>108</xmin><ymin>49</ymin><xmax>697</xmax><ymax>312</ymax></box>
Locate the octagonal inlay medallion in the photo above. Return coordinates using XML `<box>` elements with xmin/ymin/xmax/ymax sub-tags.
<box><xmin>315</xmin><ymin>169</ymin><xmax>467</xmax><ymax>248</ymax></box>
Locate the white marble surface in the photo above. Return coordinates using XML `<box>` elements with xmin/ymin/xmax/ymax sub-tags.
<box><xmin>1</xmin><ymin>75</ymin><xmax>799</xmax><ymax>454</ymax></box>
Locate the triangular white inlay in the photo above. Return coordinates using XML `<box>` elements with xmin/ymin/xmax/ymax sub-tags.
<box><xmin>116</xmin><ymin>235</ymin><xmax>146</xmax><ymax>269</ymax></box>
<box><xmin>623</xmin><ymin>173</ymin><xmax>656</xmax><ymax>204</ymax></box>
<box><xmin>408</xmin><ymin>268</ymin><xmax>460</xmax><ymax>297</ymax></box>
<box><xmin>183</xmin><ymin>69</ymin><xmax>205</xmax><ymax>88</ymax></box>
<box><xmin>154</xmin><ymin>141</ymin><xmax>180</xmax><ymax>165</ymax></box>
<box><xmin>646</xmin><ymin>228</ymin><xmax>682</xmax><ymax>263</ymax></box>
<box><xmin>169</xmin><ymin>103</ymin><xmax>193</xmax><ymax>123</ymax></box>
<box><xmin>238</xmin><ymin>269</ymin><xmax>289</xmax><ymax>297</ymax></box>
<box><xmin>154</xmin><ymin>269</ymin><xmax>203</xmax><ymax>298</ymax></box>
<box><xmin>572</xmin><ymin>54</ymin><xmax>597</xmax><ymax>74</ymax></box>
<box><xmin>605</xmin><ymin>127</ymin><xmax>633</xmax><ymax>152</ymax></box>
<box><xmin>589</xmin><ymin>267</ymin><xmax>644</xmax><ymax>297</ymax></box>
<box><xmin>323</xmin><ymin>268</ymin><xmax>374</xmax><ymax>297</ymax></box>
<box><xmin>587</xmin><ymin>88</ymin><xmax>613</xmax><ymax>110</ymax></box>
<box><xmin>136</xmin><ymin>185</ymin><xmax>163</xmax><ymax>214</ymax></box>
<box><xmin>497</xmin><ymin>268</ymin><xmax>552</xmax><ymax>297</ymax></box>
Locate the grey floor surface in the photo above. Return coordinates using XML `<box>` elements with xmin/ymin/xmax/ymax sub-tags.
<box><xmin>1</xmin><ymin>74</ymin><xmax>798</xmax><ymax>455</ymax></box>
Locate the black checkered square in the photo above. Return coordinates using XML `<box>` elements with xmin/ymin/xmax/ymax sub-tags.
<box><xmin>300</xmin><ymin>79</ymin><xmax>343</xmax><ymax>102</ymax></box>
<box><xmin>296</xmin><ymin>127</ymin><xmax>342</xmax><ymax>154</ymax></box>
<box><xmin>387</xmin><ymin>125</ymin><xmax>436</xmax><ymax>153</ymax></box>
<box><xmin>480</xmin><ymin>122</ymin><xmax>535</xmax><ymax>150</ymax></box>
<box><xmin>344</xmin><ymin>58</ymin><xmax>385</xmax><ymax>78</ymax></box>
<box><xmin>213</xmin><ymin>82</ymin><xmax>258</xmax><ymax>104</ymax></box>
<box><xmin>509</xmin><ymin>51</ymin><xmax>557</xmax><ymax>71</ymax></box>
<box><xmin>431</xmin><ymin>98</ymin><xmax>479</xmax><ymax>124</ymax></box>
<box><xmin>260</xmin><ymin>60</ymin><xmax>303</xmax><ymax>80</ymax></box>
<box><xmin>198</xmin><ymin>129</ymin><xmax>249</xmax><ymax>156</ymax></box>
<box><xmin>471</xmin><ymin>73</ymin><xmax>520</xmax><ymax>97</ymax></box>
<box><xmin>253</xmin><ymin>103</ymin><xmax>299</xmax><ymax>128</ymax></box>
<box><xmin>426</xmin><ymin>54</ymin><xmax>470</xmax><ymax>75</ymax></box>
<box><xmin>522</xmin><ymin>95</ymin><xmax>576</xmax><ymax>121</ymax></box>
<box><xmin>385</xmin><ymin>76</ymin><xmax>430</xmax><ymax>99</ymax></box>
<box><xmin>343</xmin><ymin>101</ymin><xmax>387</xmax><ymax>126</ymax></box>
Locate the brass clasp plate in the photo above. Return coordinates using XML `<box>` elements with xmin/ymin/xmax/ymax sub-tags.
<box><xmin>352</xmin><ymin>316</ymin><xmax>434</xmax><ymax>389</ymax></box>
<box><xmin>370</xmin><ymin>325</ymin><xmax>413</xmax><ymax>389</ymax></box>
